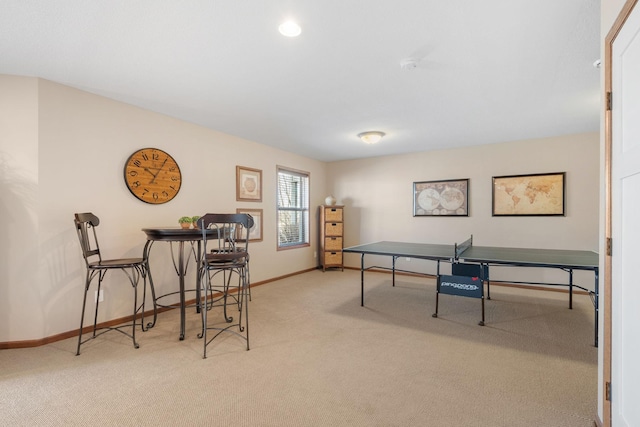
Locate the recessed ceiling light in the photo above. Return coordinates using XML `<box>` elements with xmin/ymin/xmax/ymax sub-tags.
<box><xmin>279</xmin><ymin>20</ymin><xmax>301</xmax><ymax>37</ymax></box>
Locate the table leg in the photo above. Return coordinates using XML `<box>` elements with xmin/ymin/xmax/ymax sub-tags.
<box><xmin>178</xmin><ymin>241</ymin><xmax>186</xmax><ymax>341</ymax></box>
<box><xmin>195</xmin><ymin>240</ymin><xmax>202</xmax><ymax>313</ymax></box>
<box><xmin>142</xmin><ymin>240</ymin><xmax>157</xmax><ymax>330</ymax></box>
<box><xmin>433</xmin><ymin>262</ymin><xmax>440</xmax><ymax>318</ymax></box>
<box><xmin>392</xmin><ymin>256</ymin><xmax>396</xmax><ymax>287</ymax></box>
<box><xmin>360</xmin><ymin>253</ymin><xmax>365</xmax><ymax>306</ymax></box>
<box><xmin>485</xmin><ymin>263</ymin><xmax>491</xmax><ymax>300</ymax></box>
<box><xmin>594</xmin><ymin>268</ymin><xmax>599</xmax><ymax>347</ymax></box>
<box><xmin>569</xmin><ymin>269</ymin><xmax>573</xmax><ymax>310</ymax></box>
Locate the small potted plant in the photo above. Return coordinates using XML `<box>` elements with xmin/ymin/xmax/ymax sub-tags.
<box><xmin>178</xmin><ymin>216</ymin><xmax>192</xmax><ymax>229</ymax></box>
<box><xmin>191</xmin><ymin>215</ymin><xmax>201</xmax><ymax>229</ymax></box>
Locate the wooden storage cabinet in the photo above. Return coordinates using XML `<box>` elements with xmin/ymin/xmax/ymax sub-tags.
<box><xmin>319</xmin><ymin>205</ymin><xmax>344</xmax><ymax>271</ymax></box>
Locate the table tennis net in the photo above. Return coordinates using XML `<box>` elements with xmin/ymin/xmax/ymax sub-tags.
<box><xmin>454</xmin><ymin>235</ymin><xmax>473</xmax><ymax>259</ymax></box>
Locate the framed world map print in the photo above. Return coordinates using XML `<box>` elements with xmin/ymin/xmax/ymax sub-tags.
<box><xmin>413</xmin><ymin>178</ymin><xmax>469</xmax><ymax>216</ymax></box>
<box><xmin>492</xmin><ymin>172</ymin><xmax>565</xmax><ymax>216</ymax></box>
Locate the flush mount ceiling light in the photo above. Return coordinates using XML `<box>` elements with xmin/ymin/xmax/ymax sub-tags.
<box><xmin>358</xmin><ymin>131</ymin><xmax>385</xmax><ymax>144</ymax></box>
<box><xmin>400</xmin><ymin>58</ymin><xmax>419</xmax><ymax>70</ymax></box>
<box><xmin>279</xmin><ymin>20</ymin><xmax>301</xmax><ymax>37</ymax></box>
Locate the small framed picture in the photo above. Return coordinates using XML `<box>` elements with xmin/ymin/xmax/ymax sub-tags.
<box><xmin>236</xmin><ymin>166</ymin><xmax>262</xmax><ymax>202</ymax></box>
<box><xmin>492</xmin><ymin>172</ymin><xmax>565</xmax><ymax>216</ymax></box>
<box><xmin>413</xmin><ymin>179</ymin><xmax>469</xmax><ymax>216</ymax></box>
<box><xmin>236</xmin><ymin>208</ymin><xmax>263</xmax><ymax>242</ymax></box>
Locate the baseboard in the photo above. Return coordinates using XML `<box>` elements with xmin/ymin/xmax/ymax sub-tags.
<box><xmin>0</xmin><ymin>265</ymin><xmax>587</xmax><ymax>349</ymax></box>
<box><xmin>0</xmin><ymin>267</ymin><xmax>317</xmax><ymax>350</ymax></box>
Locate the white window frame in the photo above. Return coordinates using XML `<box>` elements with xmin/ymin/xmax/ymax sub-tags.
<box><xmin>276</xmin><ymin>166</ymin><xmax>310</xmax><ymax>250</ymax></box>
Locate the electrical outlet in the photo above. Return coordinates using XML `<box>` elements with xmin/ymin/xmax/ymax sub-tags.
<box><xmin>94</xmin><ymin>290</ymin><xmax>104</xmax><ymax>303</ymax></box>
<box><xmin>314</xmin><ymin>251</ymin><xmax>317</xmax><ymax>258</ymax></box>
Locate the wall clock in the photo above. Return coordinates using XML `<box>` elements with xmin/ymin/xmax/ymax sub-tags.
<box><xmin>124</xmin><ymin>148</ymin><xmax>182</xmax><ymax>204</ymax></box>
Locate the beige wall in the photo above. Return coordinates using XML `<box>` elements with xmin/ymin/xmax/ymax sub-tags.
<box><xmin>328</xmin><ymin>133</ymin><xmax>599</xmax><ymax>286</ymax></box>
<box><xmin>0</xmin><ymin>76</ymin><xmax>40</xmax><ymax>341</ymax></box>
<box><xmin>0</xmin><ymin>75</ymin><xmax>327</xmax><ymax>342</ymax></box>
<box><xmin>1</xmin><ymin>75</ymin><xmax>601</xmax><ymax>344</ymax></box>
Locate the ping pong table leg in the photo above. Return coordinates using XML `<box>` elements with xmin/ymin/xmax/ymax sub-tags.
<box><xmin>360</xmin><ymin>253</ymin><xmax>365</xmax><ymax>306</ymax></box>
<box><xmin>569</xmin><ymin>269</ymin><xmax>573</xmax><ymax>310</ymax></box>
<box><xmin>594</xmin><ymin>268</ymin><xmax>599</xmax><ymax>347</ymax></box>
<box><xmin>432</xmin><ymin>291</ymin><xmax>439</xmax><ymax>318</ymax></box>
<box><xmin>480</xmin><ymin>266</ymin><xmax>486</xmax><ymax>326</ymax></box>
<box><xmin>432</xmin><ymin>261</ymin><xmax>441</xmax><ymax>318</ymax></box>
<box><xmin>391</xmin><ymin>256</ymin><xmax>398</xmax><ymax>286</ymax></box>
<box><xmin>484</xmin><ymin>263</ymin><xmax>491</xmax><ymax>300</ymax></box>
<box><xmin>432</xmin><ymin>262</ymin><xmax>438</xmax><ymax>318</ymax></box>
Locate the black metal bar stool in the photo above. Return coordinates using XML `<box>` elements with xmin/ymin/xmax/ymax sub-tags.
<box><xmin>197</xmin><ymin>213</ymin><xmax>253</xmax><ymax>359</ymax></box>
<box><xmin>73</xmin><ymin>212</ymin><xmax>156</xmax><ymax>355</ymax></box>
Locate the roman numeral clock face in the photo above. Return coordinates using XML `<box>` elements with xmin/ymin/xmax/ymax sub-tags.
<box><xmin>124</xmin><ymin>148</ymin><xmax>182</xmax><ymax>204</ymax></box>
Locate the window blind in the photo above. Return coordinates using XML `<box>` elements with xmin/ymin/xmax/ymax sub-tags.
<box><xmin>277</xmin><ymin>167</ymin><xmax>309</xmax><ymax>248</ymax></box>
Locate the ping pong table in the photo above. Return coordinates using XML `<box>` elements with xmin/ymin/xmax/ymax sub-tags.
<box><xmin>343</xmin><ymin>236</ymin><xmax>599</xmax><ymax>346</ymax></box>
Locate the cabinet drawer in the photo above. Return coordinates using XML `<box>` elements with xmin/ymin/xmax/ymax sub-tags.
<box><xmin>324</xmin><ymin>251</ymin><xmax>343</xmax><ymax>265</ymax></box>
<box><xmin>324</xmin><ymin>207</ymin><xmax>343</xmax><ymax>222</ymax></box>
<box><xmin>324</xmin><ymin>236</ymin><xmax>343</xmax><ymax>251</ymax></box>
<box><xmin>324</xmin><ymin>222</ymin><xmax>343</xmax><ymax>236</ymax></box>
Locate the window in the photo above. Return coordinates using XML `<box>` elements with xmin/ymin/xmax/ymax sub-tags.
<box><xmin>277</xmin><ymin>166</ymin><xmax>310</xmax><ymax>249</ymax></box>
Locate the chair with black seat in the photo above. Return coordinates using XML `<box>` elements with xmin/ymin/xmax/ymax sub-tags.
<box><xmin>235</xmin><ymin>233</ymin><xmax>253</xmax><ymax>302</ymax></box>
<box><xmin>73</xmin><ymin>212</ymin><xmax>155</xmax><ymax>355</ymax></box>
<box><xmin>198</xmin><ymin>213</ymin><xmax>253</xmax><ymax>358</ymax></box>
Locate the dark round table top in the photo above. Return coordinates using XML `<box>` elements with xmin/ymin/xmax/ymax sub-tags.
<box><xmin>142</xmin><ymin>227</ymin><xmax>218</xmax><ymax>241</ymax></box>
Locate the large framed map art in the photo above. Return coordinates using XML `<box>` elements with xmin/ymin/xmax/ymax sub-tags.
<box><xmin>492</xmin><ymin>172</ymin><xmax>565</xmax><ymax>216</ymax></box>
<box><xmin>413</xmin><ymin>178</ymin><xmax>469</xmax><ymax>217</ymax></box>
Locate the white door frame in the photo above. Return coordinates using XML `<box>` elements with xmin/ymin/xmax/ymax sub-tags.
<box><xmin>604</xmin><ymin>0</ymin><xmax>639</xmax><ymax>426</ymax></box>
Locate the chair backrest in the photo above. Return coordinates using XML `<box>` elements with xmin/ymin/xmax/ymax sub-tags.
<box><xmin>199</xmin><ymin>213</ymin><xmax>254</xmax><ymax>257</ymax></box>
<box><xmin>74</xmin><ymin>212</ymin><xmax>102</xmax><ymax>265</ymax></box>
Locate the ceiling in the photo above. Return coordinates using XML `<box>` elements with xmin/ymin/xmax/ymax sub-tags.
<box><xmin>0</xmin><ymin>1</ymin><xmax>601</xmax><ymax>162</ymax></box>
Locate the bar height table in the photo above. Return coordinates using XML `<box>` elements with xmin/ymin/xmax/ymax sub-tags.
<box><xmin>142</xmin><ymin>227</ymin><xmax>217</xmax><ymax>340</ymax></box>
